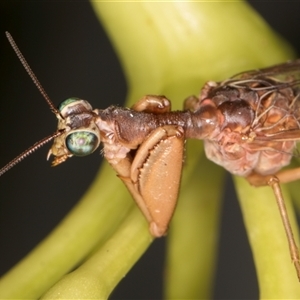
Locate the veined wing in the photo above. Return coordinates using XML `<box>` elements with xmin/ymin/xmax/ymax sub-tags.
<box><xmin>232</xmin><ymin>60</ymin><xmax>300</xmax><ymax>82</ymax></box>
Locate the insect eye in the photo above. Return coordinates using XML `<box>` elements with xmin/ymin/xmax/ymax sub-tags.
<box><xmin>58</xmin><ymin>97</ymin><xmax>80</xmax><ymax>112</ymax></box>
<box><xmin>66</xmin><ymin>130</ymin><xmax>99</xmax><ymax>156</ymax></box>
<box><xmin>58</xmin><ymin>98</ymin><xmax>93</xmax><ymax>118</ymax></box>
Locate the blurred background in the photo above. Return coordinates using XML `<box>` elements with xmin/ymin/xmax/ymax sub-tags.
<box><xmin>0</xmin><ymin>1</ymin><xmax>299</xmax><ymax>299</ymax></box>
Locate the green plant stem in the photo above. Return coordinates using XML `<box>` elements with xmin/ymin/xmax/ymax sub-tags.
<box><xmin>93</xmin><ymin>1</ymin><xmax>297</xmax><ymax>298</ymax></box>
<box><xmin>92</xmin><ymin>1</ymin><xmax>293</xmax><ymax>105</ymax></box>
<box><xmin>42</xmin><ymin>206</ymin><xmax>152</xmax><ymax>299</ymax></box>
<box><xmin>0</xmin><ymin>164</ymin><xmax>134</xmax><ymax>298</ymax></box>
<box><xmin>165</xmin><ymin>140</ymin><xmax>225</xmax><ymax>299</ymax></box>
<box><xmin>234</xmin><ymin>177</ymin><xmax>300</xmax><ymax>298</ymax></box>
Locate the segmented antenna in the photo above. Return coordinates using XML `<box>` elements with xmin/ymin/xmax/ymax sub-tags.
<box><xmin>0</xmin><ymin>32</ymin><xmax>66</xmax><ymax>177</ymax></box>
<box><xmin>5</xmin><ymin>32</ymin><xmax>60</xmax><ymax>115</ymax></box>
<box><xmin>0</xmin><ymin>131</ymin><xmax>63</xmax><ymax>176</ymax></box>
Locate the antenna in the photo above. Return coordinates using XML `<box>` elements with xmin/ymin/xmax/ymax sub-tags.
<box><xmin>0</xmin><ymin>32</ymin><xmax>65</xmax><ymax>177</ymax></box>
<box><xmin>0</xmin><ymin>131</ymin><xmax>63</xmax><ymax>176</ymax></box>
<box><xmin>5</xmin><ymin>32</ymin><xmax>60</xmax><ymax>115</ymax></box>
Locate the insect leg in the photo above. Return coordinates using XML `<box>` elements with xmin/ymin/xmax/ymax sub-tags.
<box><xmin>108</xmin><ymin>125</ymin><xmax>184</xmax><ymax>237</ymax></box>
<box><xmin>131</xmin><ymin>95</ymin><xmax>171</xmax><ymax>113</ymax></box>
<box><xmin>247</xmin><ymin>173</ymin><xmax>300</xmax><ymax>281</ymax></box>
<box><xmin>269</xmin><ymin>177</ymin><xmax>300</xmax><ymax>281</ymax></box>
<box><xmin>183</xmin><ymin>95</ymin><xmax>199</xmax><ymax>111</ymax></box>
<box><xmin>275</xmin><ymin>168</ymin><xmax>300</xmax><ymax>185</ymax></box>
<box><xmin>130</xmin><ymin>125</ymin><xmax>185</xmax><ymax>237</ymax></box>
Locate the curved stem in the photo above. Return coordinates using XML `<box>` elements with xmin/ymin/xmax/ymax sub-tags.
<box><xmin>42</xmin><ymin>207</ymin><xmax>153</xmax><ymax>299</ymax></box>
<box><xmin>235</xmin><ymin>177</ymin><xmax>300</xmax><ymax>298</ymax></box>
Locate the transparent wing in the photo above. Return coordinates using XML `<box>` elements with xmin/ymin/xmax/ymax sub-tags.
<box><xmin>232</xmin><ymin>60</ymin><xmax>300</xmax><ymax>83</ymax></box>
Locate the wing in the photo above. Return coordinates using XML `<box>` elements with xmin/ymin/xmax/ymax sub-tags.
<box><xmin>254</xmin><ymin>129</ymin><xmax>300</xmax><ymax>143</ymax></box>
<box><xmin>232</xmin><ymin>60</ymin><xmax>300</xmax><ymax>84</ymax></box>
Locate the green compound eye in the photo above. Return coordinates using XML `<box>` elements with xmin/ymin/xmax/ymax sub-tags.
<box><xmin>58</xmin><ymin>97</ymin><xmax>80</xmax><ymax>112</ymax></box>
<box><xmin>57</xmin><ymin>98</ymin><xmax>93</xmax><ymax>118</ymax></box>
<box><xmin>66</xmin><ymin>131</ymin><xmax>99</xmax><ymax>156</ymax></box>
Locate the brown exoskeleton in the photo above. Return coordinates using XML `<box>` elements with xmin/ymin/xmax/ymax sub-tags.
<box><xmin>47</xmin><ymin>95</ymin><xmax>186</xmax><ymax>237</ymax></box>
<box><xmin>2</xmin><ymin>32</ymin><xmax>300</xmax><ymax>281</ymax></box>
<box><xmin>1</xmin><ymin>32</ymin><xmax>190</xmax><ymax>237</ymax></box>
<box><xmin>184</xmin><ymin>60</ymin><xmax>300</xmax><ymax>280</ymax></box>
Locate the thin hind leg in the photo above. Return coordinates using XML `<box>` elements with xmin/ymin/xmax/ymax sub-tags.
<box><xmin>247</xmin><ymin>173</ymin><xmax>300</xmax><ymax>281</ymax></box>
